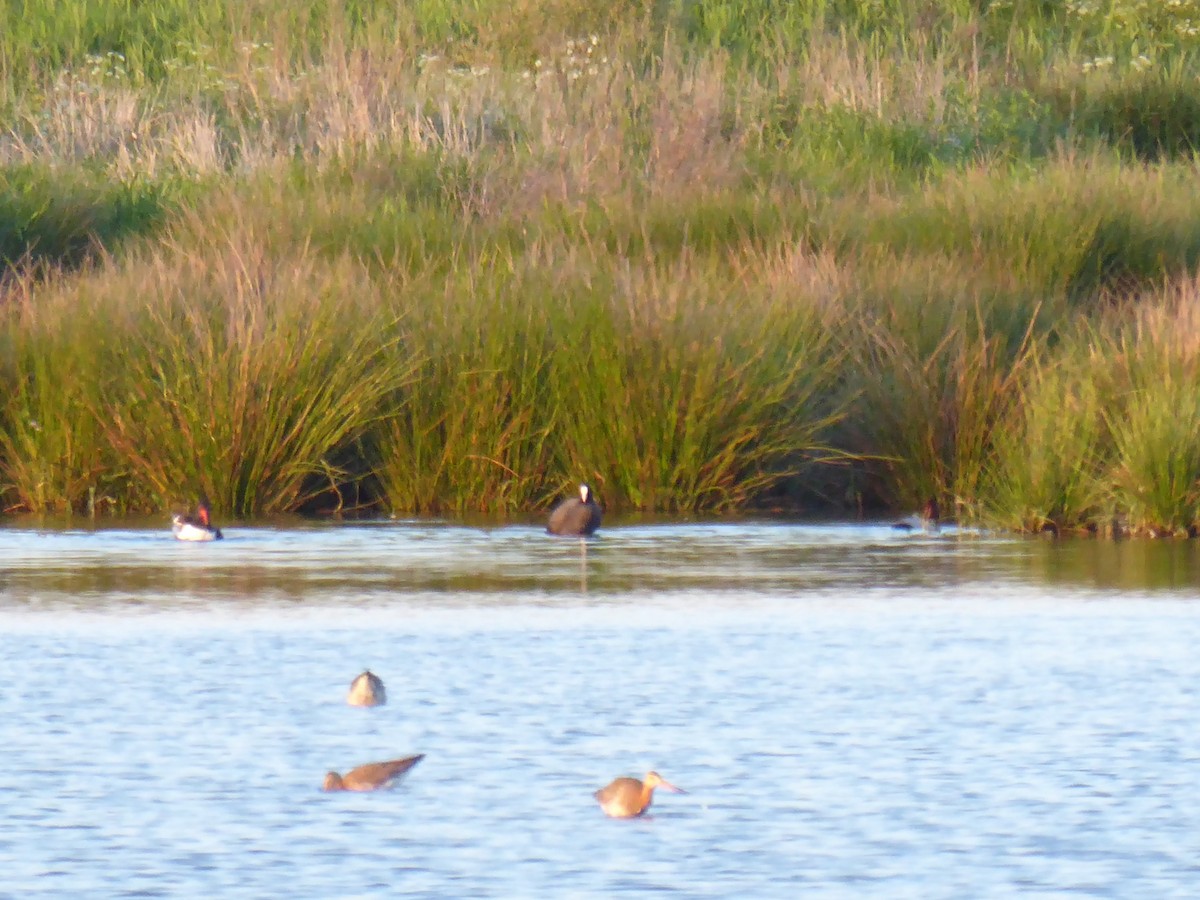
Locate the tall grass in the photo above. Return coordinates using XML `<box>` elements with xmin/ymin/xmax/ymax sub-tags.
<box><xmin>373</xmin><ymin>235</ymin><xmax>847</xmax><ymax>515</ymax></box>
<box><xmin>546</xmin><ymin>242</ymin><xmax>845</xmax><ymax>511</ymax></box>
<box><xmin>828</xmin><ymin>247</ymin><xmax>1043</xmax><ymax>515</ymax></box>
<box><xmin>985</xmin><ymin>350</ymin><xmax>1109</xmax><ymax>533</ymax></box>
<box><xmin>98</xmin><ymin>236</ymin><xmax>415</xmax><ymax>516</ymax></box>
<box><xmin>985</xmin><ymin>284</ymin><xmax>1200</xmax><ymax>536</ymax></box>
<box><xmin>374</xmin><ymin>262</ymin><xmax>558</xmax><ymax>514</ymax></box>
<box><xmin>818</xmin><ymin>157</ymin><xmax>1200</xmax><ymax>306</ymax></box>
<box><xmin>3</xmin><ymin>1</ymin><xmax>1200</xmax><ymax>525</ymax></box>
<box><xmin>1102</xmin><ymin>292</ymin><xmax>1200</xmax><ymax>535</ymax></box>
<box><xmin>0</xmin><ymin>268</ymin><xmax>111</xmax><ymax>512</ymax></box>
<box><xmin>0</xmin><ymin>195</ymin><xmax>417</xmax><ymax>517</ymax></box>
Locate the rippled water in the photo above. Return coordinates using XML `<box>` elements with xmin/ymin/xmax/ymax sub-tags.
<box><xmin>2</xmin><ymin>520</ymin><xmax>1199</xmax><ymax>897</ymax></box>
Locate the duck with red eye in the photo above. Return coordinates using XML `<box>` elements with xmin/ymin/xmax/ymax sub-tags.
<box><xmin>172</xmin><ymin>498</ymin><xmax>224</xmax><ymax>541</ymax></box>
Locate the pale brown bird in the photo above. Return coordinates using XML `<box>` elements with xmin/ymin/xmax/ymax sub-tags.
<box><xmin>547</xmin><ymin>484</ymin><xmax>602</xmax><ymax>536</ymax></box>
<box><xmin>593</xmin><ymin>771</ymin><xmax>685</xmax><ymax>818</ymax></box>
<box><xmin>347</xmin><ymin>670</ymin><xmax>386</xmax><ymax>707</ymax></box>
<box><xmin>322</xmin><ymin>755</ymin><xmax>424</xmax><ymax>792</ymax></box>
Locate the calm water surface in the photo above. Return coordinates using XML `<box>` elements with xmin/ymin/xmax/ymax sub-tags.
<box><xmin>1</xmin><ymin>520</ymin><xmax>1198</xmax><ymax>898</ymax></box>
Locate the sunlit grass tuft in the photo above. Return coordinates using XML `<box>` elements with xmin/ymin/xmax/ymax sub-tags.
<box><xmin>547</xmin><ymin>242</ymin><xmax>846</xmax><ymax>512</ymax></box>
<box><xmin>984</xmin><ymin>350</ymin><xmax>1109</xmax><ymax>533</ymax></box>
<box><xmin>374</xmin><ymin>261</ymin><xmax>557</xmax><ymax>514</ymax></box>
<box><xmin>0</xmin><ymin>267</ymin><xmax>112</xmax><ymax>513</ymax></box>
<box><xmin>0</xmin><ymin>191</ymin><xmax>418</xmax><ymax>518</ymax></box>
<box><xmin>1102</xmin><ymin>291</ymin><xmax>1200</xmax><ymax>535</ymax></box>
<box><xmin>95</xmin><ymin>233</ymin><xmax>415</xmax><ymax>517</ymax></box>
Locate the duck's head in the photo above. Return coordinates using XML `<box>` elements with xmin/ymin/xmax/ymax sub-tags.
<box><xmin>923</xmin><ymin>497</ymin><xmax>939</xmax><ymax>521</ymax></box>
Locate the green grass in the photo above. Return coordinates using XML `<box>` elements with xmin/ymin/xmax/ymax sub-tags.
<box><xmin>984</xmin><ymin>350</ymin><xmax>1109</xmax><ymax>533</ymax></box>
<box><xmin>0</xmin><ymin>165</ymin><xmax>175</xmax><ymax>268</ymax></box>
<box><xmin>1</xmin><ymin>193</ymin><xmax>418</xmax><ymax>516</ymax></box>
<box><xmin>1102</xmin><ymin>299</ymin><xmax>1200</xmax><ymax>535</ymax></box>
<box><xmin>0</xmin><ymin>270</ymin><xmax>112</xmax><ymax>513</ymax></box>
<box><xmin>97</xmin><ymin>240</ymin><xmax>416</xmax><ymax>517</ymax></box>
<box><xmin>831</xmin><ymin>258</ymin><xmax>1041</xmax><ymax>515</ymax></box>
<box><xmin>3</xmin><ymin>1</ymin><xmax>1200</xmax><ymax>528</ymax></box>
<box><xmin>374</xmin><ymin>261</ymin><xmax>558</xmax><ymax>514</ymax></box>
<box><xmin>543</xmin><ymin>242</ymin><xmax>845</xmax><ymax>511</ymax></box>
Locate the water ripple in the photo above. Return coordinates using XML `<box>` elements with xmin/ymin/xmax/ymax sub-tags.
<box><xmin>0</xmin><ymin>522</ymin><xmax>1198</xmax><ymax>895</ymax></box>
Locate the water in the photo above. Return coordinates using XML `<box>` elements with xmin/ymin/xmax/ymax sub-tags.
<box><xmin>1</xmin><ymin>520</ymin><xmax>1199</xmax><ymax>897</ymax></box>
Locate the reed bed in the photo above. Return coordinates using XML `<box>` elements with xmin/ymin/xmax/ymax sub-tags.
<box><xmin>984</xmin><ymin>347</ymin><xmax>1110</xmax><ymax>534</ymax></box>
<box><xmin>3</xmin><ymin>0</ymin><xmax>1200</xmax><ymax>531</ymax></box>
<box><xmin>1101</xmin><ymin>292</ymin><xmax>1200</xmax><ymax>535</ymax></box>
<box><xmin>1</xmin><ymin>204</ymin><xmax>416</xmax><ymax>516</ymax></box>
<box><xmin>374</xmin><ymin>261</ymin><xmax>560</xmax><ymax>515</ymax></box>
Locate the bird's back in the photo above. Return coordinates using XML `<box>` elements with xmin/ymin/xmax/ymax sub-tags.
<box><xmin>594</xmin><ymin>776</ymin><xmax>648</xmax><ymax>815</ymax></box>
<box><xmin>342</xmin><ymin>754</ymin><xmax>425</xmax><ymax>790</ymax></box>
<box><xmin>347</xmin><ymin>670</ymin><xmax>386</xmax><ymax>706</ymax></box>
<box><xmin>548</xmin><ymin>499</ymin><xmax>601</xmax><ymax>536</ymax></box>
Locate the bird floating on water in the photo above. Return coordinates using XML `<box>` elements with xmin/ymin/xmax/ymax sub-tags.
<box><xmin>547</xmin><ymin>483</ymin><xmax>602</xmax><ymax>536</ymax></box>
<box><xmin>594</xmin><ymin>771</ymin><xmax>685</xmax><ymax>818</ymax></box>
<box><xmin>322</xmin><ymin>754</ymin><xmax>424</xmax><ymax>792</ymax></box>
<box><xmin>347</xmin><ymin>670</ymin><xmax>387</xmax><ymax>707</ymax></box>
<box><xmin>892</xmin><ymin>497</ymin><xmax>939</xmax><ymax>533</ymax></box>
<box><xmin>172</xmin><ymin>497</ymin><xmax>223</xmax><ymax>541</ymax></box>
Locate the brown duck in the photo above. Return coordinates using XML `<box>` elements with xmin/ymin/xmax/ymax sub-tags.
<box><xmin>594</xmin><ymin>771</ymin><xmax>685</xmax><ymax>818</ymax></box>
<box><xmin>322</xmin><ymin>755</ymin><xmax>424</xmax><ymax>792</ymax></box>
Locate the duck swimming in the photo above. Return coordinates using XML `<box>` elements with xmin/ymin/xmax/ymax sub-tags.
<box><xmin>594</xmin><ymin>771</ymin><xmax>685</xmax><ymax>818</ymax></box>
<box><xmin>347</xmin><ymin>670</ymin><xmax>386</xmax><ymax>707</ymax></box>
<box><xmin>322</xmin><ymin>755</ymin><xmax>424</xmax><ymax>792</ymax></box>
<box><xmin>892</xmin><ymin>497</ymin><xmax>939</xmax><ymax>533</ymax></box>
<box><xmin>172</xmin><ymin>498</ymin><xmax>223</xmax><ymax>541</ymax></box>
<box><xmin>547</xmin><ymin>483</ymin><xmax>602</xmax><ymax>536</ymax></box>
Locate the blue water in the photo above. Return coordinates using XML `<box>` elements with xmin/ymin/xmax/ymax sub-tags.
<box><xmin>1</xmin><ymin>521</ymin><xmax>1199</xmax><ymax>897</ymax></box>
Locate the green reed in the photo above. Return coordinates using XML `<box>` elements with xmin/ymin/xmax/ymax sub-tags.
<box><xmin>544</xmin><ymin>242</ymin><xmax>845</xmax><ymax>512</ymax></box>
<box><xmin>0</xmin><ymin>269</ymin><xmax>113</xmax><ymax>513</ymax></box>
<box><xmin>984</xmin><ymin>349</ymin><xmax>1109</xmax><ymax>533</ymax></box>
<box><xmin>4</xmin><ymin>1</ymin><xmax>1200</xmax><ymax>525</ymax></box>
<box><xmin>373</xmin><ymin>262</ymin><xmax>558</xmax><ymax>514</ymax></box>
<box><xmin>1101</xmin><ymin>297</ymin><xmax>1200</xmax><ymax>535</ymax></box>
<box><xmin>97</xmin><ymin>237</ymin><xmax>415</xmax><ymax>517</ymax></box>
<box><xmin>0</xmin><ymin>197</ymin><xmax>417</xmax><ymax>517</ymax></box>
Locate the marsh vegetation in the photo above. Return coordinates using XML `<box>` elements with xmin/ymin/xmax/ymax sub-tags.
<box><xmin>4</xmin><ymin>0</ymin><xmax>1200</xmax><ymax>534</ymax></box>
